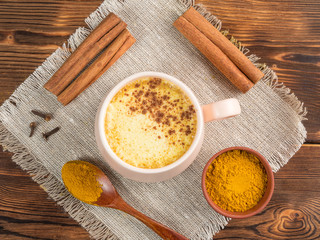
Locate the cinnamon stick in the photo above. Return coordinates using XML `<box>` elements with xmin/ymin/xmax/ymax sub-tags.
<box><xmin>44</xmin><ymin>13</ymin><xmax>124</xmax><ymax>95</ymax></box>
<box><xmin>173</xmin><ymin>16</ymin><xmax>254</xmax><ymax>93</ymax></box>
<box><xmin>57</xmin><ymin>29</ymin><xmax>133</xmax><ymax>106</ymax></box>
<box><xmin>182</xmin><ymin>7</ymin><xmax>264</xmax><ymax>83</ymax></box>
<box><xmin>88</xmin><ymin>35</ymin><xmax>136</xmax><ymax>86</ymax></box>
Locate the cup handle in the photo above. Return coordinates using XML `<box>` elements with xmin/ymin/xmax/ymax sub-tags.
<box><xmin>202</xmin><ymin>98</ymin><xmax>241</xmax><ymax>123</ymax></box>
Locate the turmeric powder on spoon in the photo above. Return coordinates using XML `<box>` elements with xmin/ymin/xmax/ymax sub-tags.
<box><xmin>205</xmin><ymin>150</ymin><xmax>268</xmax><ymax>212</ymax></box>
<box><xmin>61</xmin><ymin>161</ymin><xmax>103</xmax><ymax>204</ymax></box>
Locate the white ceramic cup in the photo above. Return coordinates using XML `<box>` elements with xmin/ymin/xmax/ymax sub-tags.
<box><xmin>95</xmin><ymin>72</ymin><xmax>241</xmax><ymax>182</ymax></box>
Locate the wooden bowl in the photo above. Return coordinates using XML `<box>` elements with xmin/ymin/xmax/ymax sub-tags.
<box><xmin>201</xmin><ymin>146</ymin><xmax>274</xmax><ymax>219</ymax></box>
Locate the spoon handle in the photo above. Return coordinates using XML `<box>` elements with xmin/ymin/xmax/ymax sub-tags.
<box><xmin>112</xmin><ymin>196</ymin><xmax>189</xmax><ymax>240</ymax></box>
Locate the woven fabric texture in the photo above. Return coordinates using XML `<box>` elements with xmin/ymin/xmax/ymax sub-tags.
<box><xmin>0</xmin><ymin>0</ymin><xmax>306</xmax><ymax>239</ymax></box>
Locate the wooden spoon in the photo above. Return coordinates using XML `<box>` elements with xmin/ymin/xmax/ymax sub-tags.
<box><xmin>62</xmin><ymin>161</ymin><xmax>189</xmax><ymax>240</ymax></box>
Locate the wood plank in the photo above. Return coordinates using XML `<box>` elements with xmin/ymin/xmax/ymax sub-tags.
<box><xmin>0</xmin><ymin>0</ymin><xmax>102</xmax><ymax>32</ymax></box>
<box><xmin>0</xmin><ymin>1</ymin><xmax>319</xmax><ymax>239</ymax></box>
<box><xmin>0</xmin><ymin>147</ymin><xmax>90</xmax><ymax>240</ymax></box>
<box><xmin>0</xmin><ymin>0</ymin><xmax>102</xmax><ymax>105</ymax></box>
<box><xmin>0</xmin><ymin>0</ymin><xmax>318</xmax><ymax>141</ymax></box>
<box><xmin>0</xmin><ymin>145</ymin><xmax>319</xmax><ymax>239</ymax></box>
<box><xmin>214</xmin><ymin>144</ymin><xmax>320</xmax><ymax>239</ymax></box>
<box><xmin>197</xmin><ymin>0</ymin><xmax>320</xmax><ymax>142</ymax></box>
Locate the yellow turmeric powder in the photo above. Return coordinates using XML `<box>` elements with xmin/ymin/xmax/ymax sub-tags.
<box><xmin>205</xmin><ymin>150</ymin><xmax>268</xmax><ymax>212</ymax></box>
<box><xmin>61</xmin><ymin>161</ymin><xmax>103</xmax><ymax>204</ymax></box>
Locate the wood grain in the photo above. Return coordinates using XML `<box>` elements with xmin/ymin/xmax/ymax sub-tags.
<box><xmin>1</xmin><ymin>146</ymin><xmax>319</xmax><ymax>239</ymax></box>
<box><xmin>0</xmin><ymin>0</ymin><xmax>319</xmax><ymax>239</ymax></box>
<box><xmin>0</xmin><ymin>0</ymin><xmax>102</xmax><ymax>105</ymax></box>
<box><xmin>214</xmin><ymin>145</ymin><xmax>320</xmax><ymax>239</ymax></box>
<box><xmin>0</xmin><ymin>148</ymin><xmax>90</xmax><ymax>240</ymax></box>
<box><xmin>197</xmin><ymin>0</ymin><xmax>320</xmax><ymax>142</ymax></box>
<box><xmin>0</xmin><ymin>0</ymin><xmax>318</xmax><ymax>141</ymax></box>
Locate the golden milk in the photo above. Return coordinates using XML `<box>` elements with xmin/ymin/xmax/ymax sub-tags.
<box><xmin>104</xmin><ymin>77</ymin><xmax>197</xmax><ymax>169</ymax></box>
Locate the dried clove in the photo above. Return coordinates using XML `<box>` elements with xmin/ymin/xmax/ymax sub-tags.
<box><xmin>42</xmin><ymin>127</ymin><xmax>60</xmax><ymax>141</ymax></box>
<box><xmin>9</xmin><ymin>100</ymin><xmax>17</xmax><ymax>106</ymax></box>
<box><xmin>31</xmin><ymin>110</ymin><xmax>52</xmax><ymax>121</ymax></box>
<box><xmin>29</xmin><ymin>122</ymin><xmax>37</xmax><ymax>137</ymax></box>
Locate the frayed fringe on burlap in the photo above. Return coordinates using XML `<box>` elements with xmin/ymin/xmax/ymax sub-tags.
<box><xmin>0</xmin><ymin>123</ymin><xmax>117</xmax><ymax>240</ymax></box>
<box><xmin>0</xmin><ymin>0</ymin><xmax>307</xmax><ymax>240</ymax></box>
<box><xmin>0</xmin><ymin>1</ymin><xmax>121</xmax><ymax>239</ymax></box>
<box><xmin>178</xmin><ymin>0</ymin><xmax>307</xmax><ymax>122</ymax></box>
<box><xmin>178</xmin><ymin>0</ymin><xmax>307</xmax><ymax>239</ymax></box>
<box><xmin>0</xmin><ymin>27</ymin><xmax>91</xmax><ymax>115</ymax></box>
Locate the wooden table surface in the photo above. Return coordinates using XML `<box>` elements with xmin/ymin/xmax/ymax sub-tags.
<box><xmin>0</xmin><ymin>0</ymin><xmax>319</xmax><ymax>239</ymax></box>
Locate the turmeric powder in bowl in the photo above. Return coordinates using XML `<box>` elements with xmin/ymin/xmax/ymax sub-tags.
<box><xmin>205</xmin><ymin>149</ymin><xmax>268</xmax><ymax>213</ymax></box>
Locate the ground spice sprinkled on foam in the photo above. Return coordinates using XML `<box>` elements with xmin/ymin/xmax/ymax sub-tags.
<box><xmin>104</xmin><ymin>77</ymin><xmax>197</xmax><ymax>169</ymax></box>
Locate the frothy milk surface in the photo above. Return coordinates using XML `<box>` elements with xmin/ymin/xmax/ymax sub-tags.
<box><xmin>104</xmin><ymin>77</ymin><xmax>197</xmax><ymax>169</ymax></box>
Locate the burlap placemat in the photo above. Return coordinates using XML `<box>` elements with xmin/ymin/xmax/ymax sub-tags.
<box><xmin>0</xmin><ymin>0</ymin><xmax>307</xmax><ymax>239</ymax></box>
